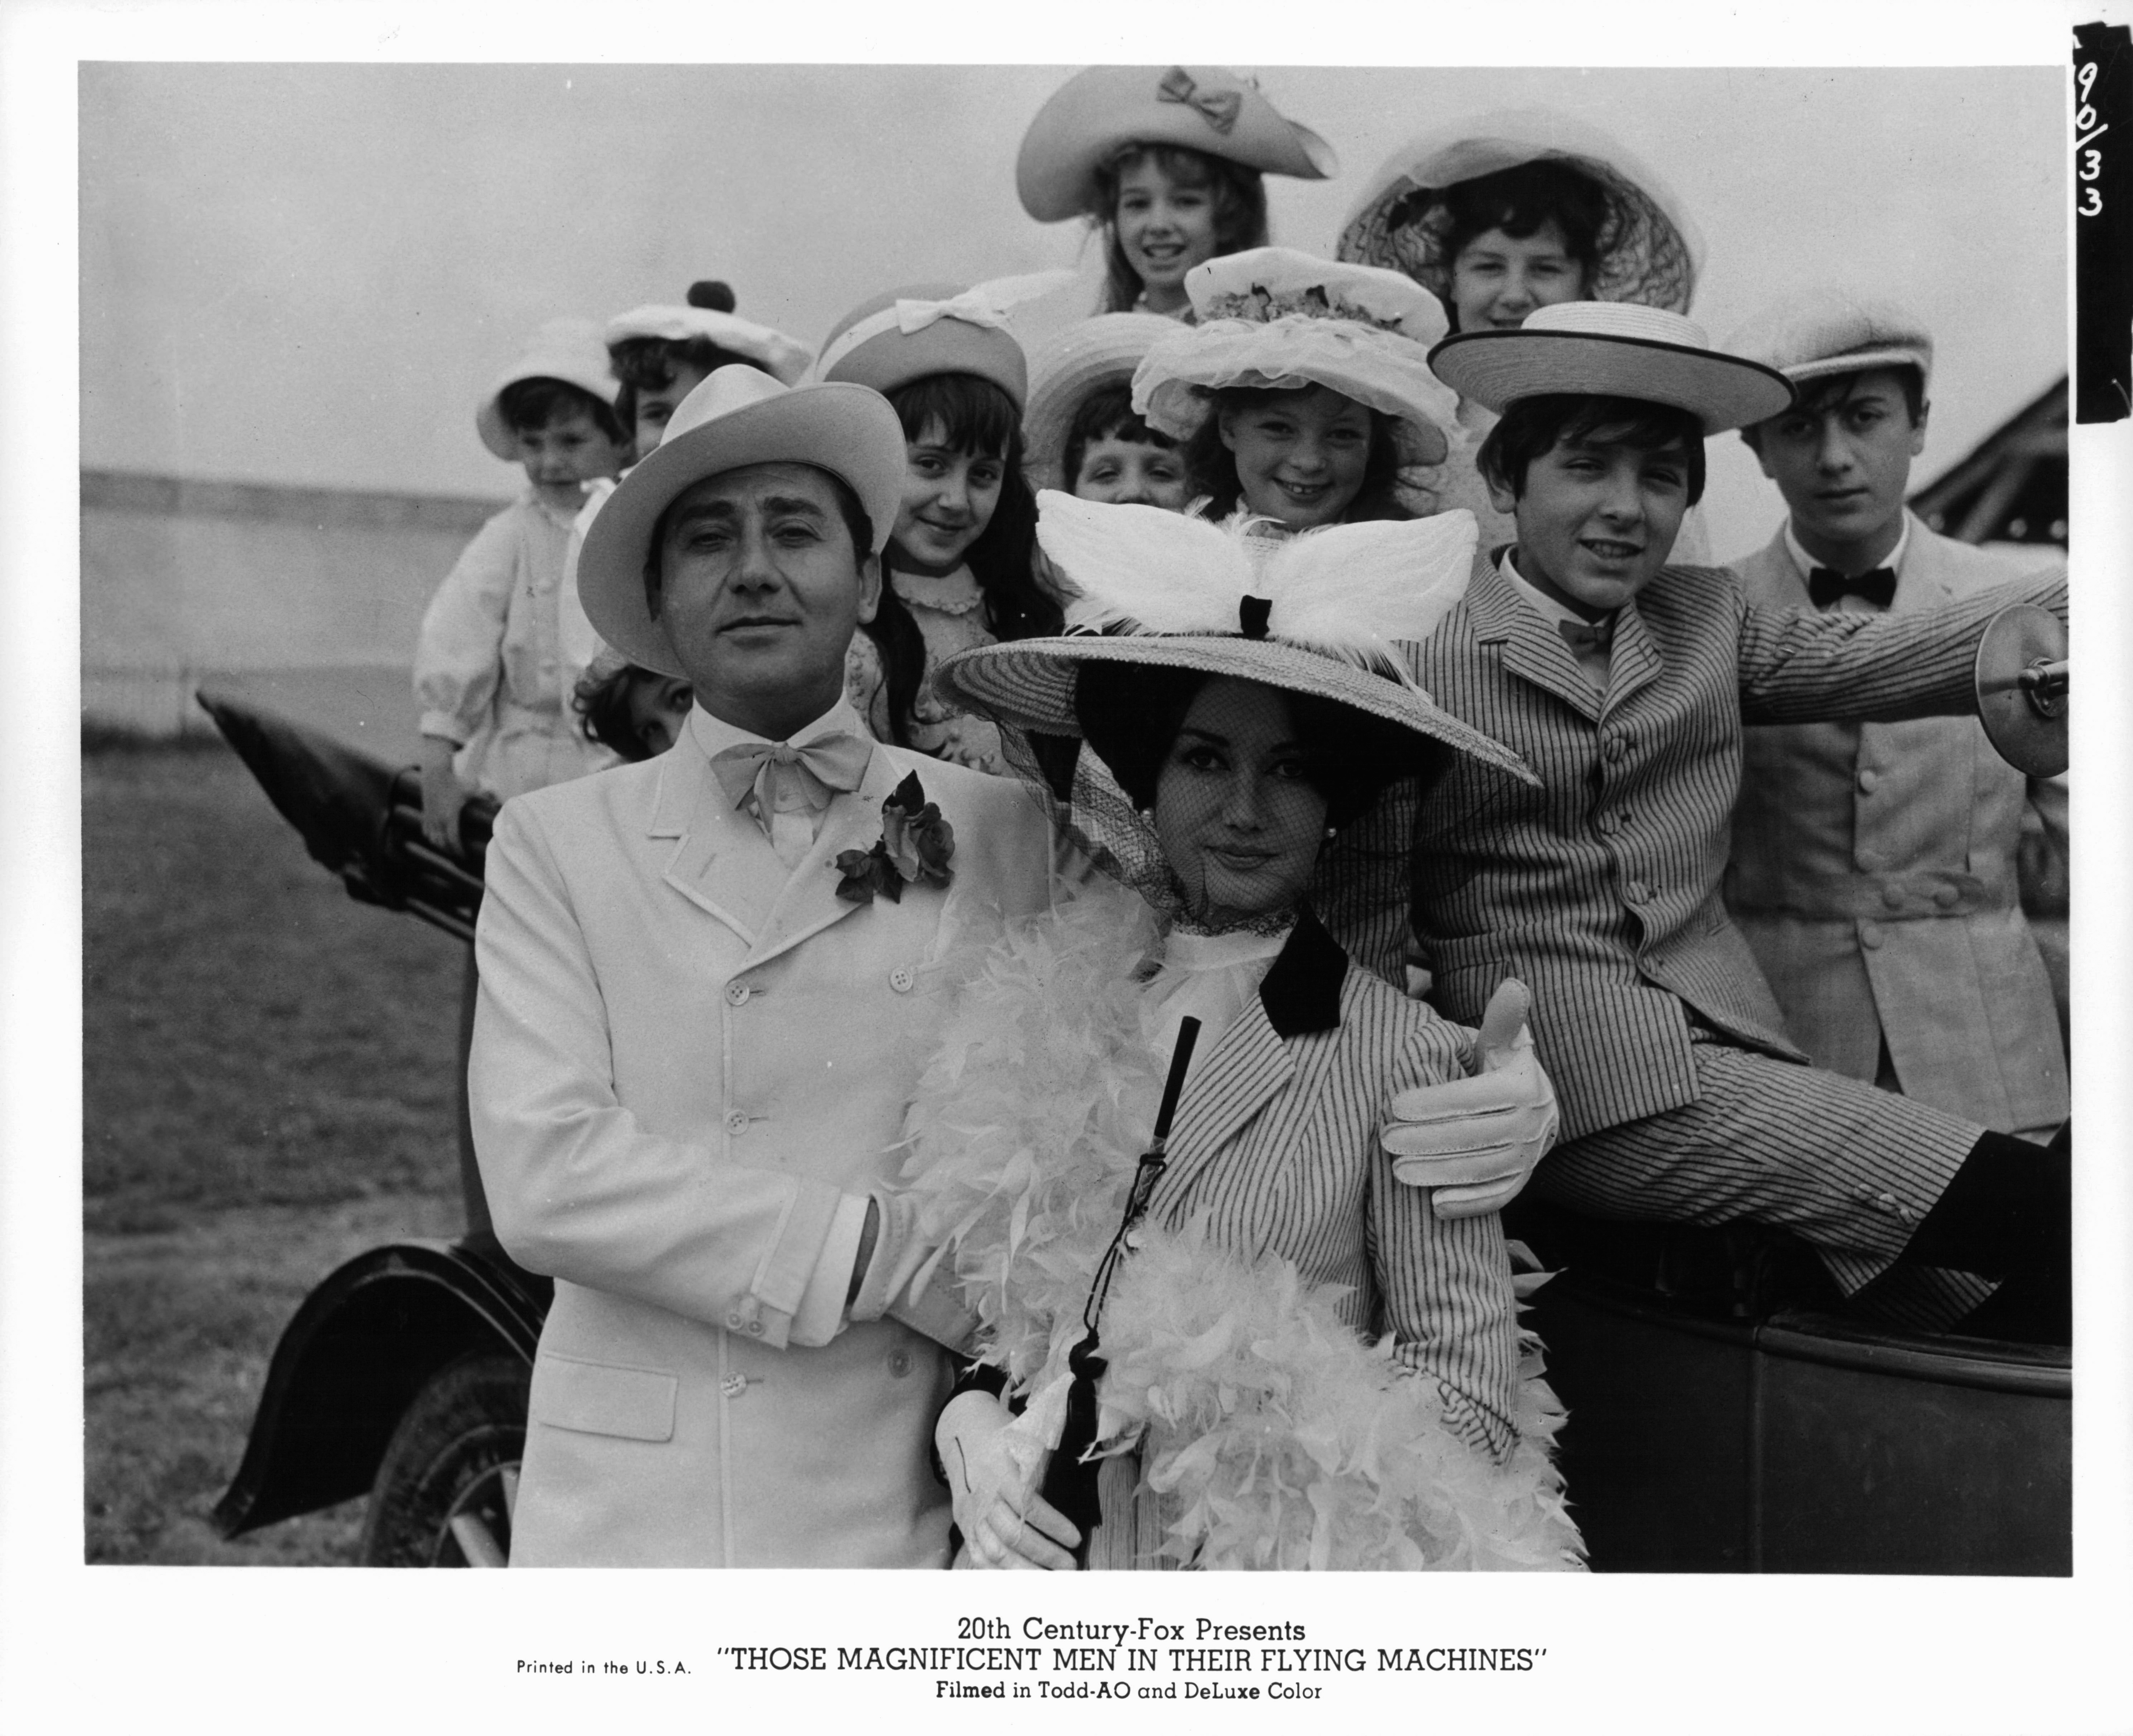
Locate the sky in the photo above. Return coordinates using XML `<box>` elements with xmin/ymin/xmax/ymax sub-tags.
<box><xmin>78</xmin><ymin>61</ymin><xmax>2067</xmax><ymax>559</ymax></box>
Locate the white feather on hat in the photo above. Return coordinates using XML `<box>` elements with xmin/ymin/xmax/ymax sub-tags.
<box><xmin>1041</xmin><ymin>489</ymin><xmax>1475</xmax><ymax>674</ymax></box>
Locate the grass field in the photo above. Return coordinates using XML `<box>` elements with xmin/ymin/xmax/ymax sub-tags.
<box><xmin>84</xmin><ymin>739</ymin><xmax>466</xmax><ymax>1564</ymax></box>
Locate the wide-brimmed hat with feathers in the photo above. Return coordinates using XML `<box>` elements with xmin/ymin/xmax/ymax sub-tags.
<box><xmin>934</xmin><ymin>491</ymin><xmax>1535</xmax><ymax>785</ymax></box>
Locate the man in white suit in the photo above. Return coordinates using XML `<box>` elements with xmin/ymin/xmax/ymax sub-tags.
<box><xmin>470</xmin><ymin>364</ymin><xmax>1066</xmax><ymax>1566</ymax></box>
<box><xmin>1722</xmin><ymin>293</ymin><xmax>2068</xmax><ymax>1143</ymax></box>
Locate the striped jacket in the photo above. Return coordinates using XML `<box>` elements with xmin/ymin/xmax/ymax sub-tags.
<box><xmin>1403</xmin><ymin>549</ymin><xmax>2068</xmax><ymax>1141</ymax></box>
<box><xmin>1144</xmin><ymin>911</ymin><xmax>1521</xmax><ymax>1462</ymax></box>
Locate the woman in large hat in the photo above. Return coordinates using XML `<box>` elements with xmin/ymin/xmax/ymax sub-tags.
<box><xmin>895</xmin><ymin>493</ymin><xmax>1581</xmax><ymax>1572</ymax></box>
<box><xmin>1017</xmin><ymin>66</ymin><xmax>1338</xmax><ymax>321</ymax></box>
<box><xmin>1336</xmin><ymin>110</ymin><xmax>1709</xmax><ymax>551</ymax></box>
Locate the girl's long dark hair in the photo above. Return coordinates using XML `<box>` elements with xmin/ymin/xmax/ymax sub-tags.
<box><xmin>1091</xmin><ymin>144</ymin><xmax>1268</xmax><ymax>314</ymax></box>
<box><xmin>858</xmin><ymin>372</ymin><xmax>1062</xmax><ymax>746</ymax></box>
<box><xmin>1181</xmin><ymin>387</ymin><xmax>1412</xmax><ymax>525</ymax></box>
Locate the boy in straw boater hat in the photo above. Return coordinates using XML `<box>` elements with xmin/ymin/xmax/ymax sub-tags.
<box><xmin>1022</xmin><ymin>311</ymin><xmax>1190</xmax><ymax>506</ymax></box>
<box><xmin>1406</xmin><ymin>300</ymin><xmax>2072</xmax><ymax>1340</ymax></box>
<box><xmin>1720</xmin><ymin>290</ymin><xmax>2068</xmax><ymax>1145</ymax></box>
<box><xmin>1017</xmin><ymin>66</ymin><xmax>1337</xmax><ymax>320</ymax></box>
<box><xmin>467</xmin><ymin>362</ymin><xmax>1072</xmax><ymax>1567</ymax></box>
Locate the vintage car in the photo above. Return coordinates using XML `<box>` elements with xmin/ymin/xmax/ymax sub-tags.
<box><xmin>201</xmin><ymin>614</ymin><xmax>2071</xmax><ymax>1571</ymax></box>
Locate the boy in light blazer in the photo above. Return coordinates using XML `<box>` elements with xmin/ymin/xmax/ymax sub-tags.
<box><xmin>1721</xmin><ymin>291</ymin><xmax>2067</xmax><ymax>1143</ymax></box>
<box><xmin>1410</xmin><ymin>302</ymin><xmax>2070</xmax><ymax>1340</ymax></box>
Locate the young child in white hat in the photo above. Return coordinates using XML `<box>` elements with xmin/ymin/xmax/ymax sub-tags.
<box><xmin>414</xmin><ymin>317</ymin><xmax>628</xmax><ymax>848</ymax></box>
<box><xmin>562</xmin><ymin>283</ymin><xmax>813</xmax><ymax>765</ymax></box>
<box><xmin>1133</xmin><ymin>248</ymin><xmax>1460</xmax><ymax>534</ymax></box>
<box><xmin>1400</xmin><ymin>301</ymin><xmax>2071</xmax><ymax>1341</ymax></box>
<box><xmin>1721</xmin><ymin>289</ymin><xmax>2068</xmax><ymax>1145</ymax></box>
<box><xmin>817</xmin><ymin>284</ymin><xmax>1061</xmax><ymax>773</ymax></box>
<box><xmin>1016</xmin><ymin>66</ymin><xmax>1337</xmax><ymax>321</ymax></box>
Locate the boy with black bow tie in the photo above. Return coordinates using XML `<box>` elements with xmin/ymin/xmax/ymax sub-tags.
<box><xmin>1721</xmin><ymin>291</ymin><xmax>2068</xmax><ymax>1146</ymax></box>
<box><xmin>1408</xmin><ymin>301</ymin><xmax>2070</xmax><ymax>1340</ymax></box>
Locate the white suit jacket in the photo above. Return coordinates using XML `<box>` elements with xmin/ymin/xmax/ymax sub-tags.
<box><xmin>1724</xmin><ymin>515</ymin><xmax>2069</xmax><ymax>1138</ymax></box>
<box><xmin>472</xmin><ymin>710</ymin><xmax>1062</xmax><ymax>1566</ymax></box>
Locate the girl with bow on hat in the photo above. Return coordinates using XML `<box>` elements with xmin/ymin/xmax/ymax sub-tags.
<box><xmin>818</xmin><ymin>285</ymin><xmax>1062</xmax><ymax>775</ymax></box>
<box><xmin>1016</xmin><ymin>66</ymin><xmax>1338</xmax><ymax>322</ymax></box>
<box><xmin>894</xmin><ymin>494</ymin><xmax>1580</xmax><ymax>1572</ymax></box>
<box><xmin>1336</xmin><ymin>111</ymin><xmax>1711</xmax><ymax>554</ymax></box>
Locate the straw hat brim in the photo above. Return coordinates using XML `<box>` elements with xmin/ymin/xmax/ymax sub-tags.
<box><xmin>576</xmin><ymin>383</ymin><xmax>906</xmax><ymax>680</ymax></box>
<box><xmin>1016</xmin><ymin>66</ymin><xmax>1337</xmax><ymax>224</ymax></box>
<box><xmin>1022</xmin><ymin>313</ymin><xmax>1181</xmax><ymax>490</ymax></box>
<box><xmin>1428</xmin><ymin>328</ymin><xmax>1792</xmax><ymax>433</ymax></box>
<box><xmin>935</xmin><ymin>635</ymin><xmax>1538</xmax><ymax>787</ymax></box>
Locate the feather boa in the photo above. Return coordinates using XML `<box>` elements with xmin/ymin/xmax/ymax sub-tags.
<box><xmin>899</xmin><ymin>883</ymin><xmax>1584</xmax><ymax>1571</ymax></box>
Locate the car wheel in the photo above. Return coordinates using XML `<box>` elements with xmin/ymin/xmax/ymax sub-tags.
<box><xmin>357</xmin><ymin>1349</ymin><xmax>528</xmax><ymax>1567</ymax></box>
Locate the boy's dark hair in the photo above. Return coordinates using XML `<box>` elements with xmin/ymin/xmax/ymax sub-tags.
<box><xmin>496</xmin><ymin>376</ymin><xmax>626</xmax><ymax>446</ymax></box>
<box><xmin>642</xmin><ymin>465</ymin><xmax>874</xmax><ymax>621</ymax></box>
<box><xmin>1738</xmin><ymin>365</ymin><xmax>1928</xmax><ymax>453</ymax></box>
<box><xmin>860</xmin><ymin>372</ymin><xmax>1062</xmax><ymax>747</ymax></box>
<box><xmin>572</xmin><ymin>662</ymin><xmax>690</xmax><ymax>763</ymax></box>
<box><xmin>1182</xmin><ymin>386</ymin><xmax>1413</xmax><ymax>524</ymax></box>
<box><xmin>1074</xmin><ymin>660</ymin><xmax>1444</xmax><ymax>830</ymax></box>
<box><xmin>1476</xmin><ymin>393</ymin><xmax>1708</xmax><ymax>507</ymax></box>
<box><xmin>1433</xmin><ymin>160</ymin><xmax>1608</xmax><ymax>329</ymax></box>
<box><xmin>609</xmin><ymin>282</ymin><xmax>745</xmax><ymax>438</ymax></box>
<box><xmin>1092</xmin><ymin>144</ymin><xmax>1268</xmax><ymax>314</ymax></box>
<box><xmin>1062</xmin><ymin>383</ymin><xmax>1178</xmax><ymax>490</ymax></box>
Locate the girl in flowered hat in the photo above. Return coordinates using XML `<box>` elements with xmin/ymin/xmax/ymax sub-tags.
<box><xmin>1132</xmin><ymin>249</ymin><xmax>1460</xmax><ymax>535</ymax></box>
<box><xmin>1336</xmin><ymin>110</ymin><xmax>1708</xmax><ymax>550</ymax></box>
<box><xmin>1016</xmin><ymin>66</ymin><xmax>1338</xmax><ymax>321</ymax></box>
<box><xmin>818</xmin><ymin>285</ymin><xmax>1061</xmax><ymax>774</ymax></box>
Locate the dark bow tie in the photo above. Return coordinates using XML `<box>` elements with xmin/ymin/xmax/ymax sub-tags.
<box><xmin>1557</xmin><ymin>615</ymin><xmax>1616</xmax><ymax>659</ymax></box>
<box><xmin>1807</xmin><ymin>566</ymin><xmax>1897</xmax><ymax>610</ymax></box>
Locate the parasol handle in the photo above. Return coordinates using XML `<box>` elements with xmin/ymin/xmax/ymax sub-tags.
<box><xmin>1148</xmin><ymin>1017</ymin><xmax>1202</xmax><ymax>1154</ymax></box>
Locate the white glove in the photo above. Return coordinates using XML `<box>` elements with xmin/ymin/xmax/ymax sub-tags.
<box><xmin>1381</xmin><ymin>979</ymin><xmax>1560</xmax><ymax>1220</ymax></box>
<box><xmin>936</xmin><ymin>1390</ymin><xmax>1081</xmax><ymax>1571</ymax></box>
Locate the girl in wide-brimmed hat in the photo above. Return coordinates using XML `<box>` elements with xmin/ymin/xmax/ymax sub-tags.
<box><xmin>818</xmin><ymin>284</ymin><xmax>1062</xmax><ymax>774</ymax></box>
<box><xmin>894</xmin><ymin>494</ymin><xmax>1579</xmax><ymax>1572</ymax></box>
<box><xmin>1336</xmin><ymin>110</ymin><xmax>1710</xmax><ymax>550</ymax></box>
<box><xmin>1017</xmin><ymin>66</ymin><xmax>1338</xmax><ymax>321</ymax></box>
<box><xmin>1132</xmin><ymin>249</ymin><xmax>1460</xmax><ymax>535</ymax></box>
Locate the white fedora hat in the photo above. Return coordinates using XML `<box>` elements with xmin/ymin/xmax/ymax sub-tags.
<box><xmin>1016</xmin><ymin>66</ymin><xmax>1337</xmax><ymax>224</ymax></box>
<box><xmin>1022</xmin><ymin>312</ymin><xmax>1182</xmax><ymax>490</ymax></box>
<box><xmin>1428</xmin><ymin>301</ymin><xmax>1792</xmax><ymax>433</ymax></box>
<box><xmin>474</xmin><ymin>317</ymin><xmax>621</xmax><ymax>460</ymax></box>
<box><xmin>576</xmin><ymin>365</ymin><xmax>907</xmax><ymax>679</ymax></box>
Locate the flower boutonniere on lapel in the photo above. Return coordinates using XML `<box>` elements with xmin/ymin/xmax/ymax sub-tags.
<box><xmin>833</xmin><ymin>772</ymin><xmax>956</xmax><ymax>905</ymax></box>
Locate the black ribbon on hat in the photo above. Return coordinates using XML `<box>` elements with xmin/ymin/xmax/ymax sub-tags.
<box><xmin>1238</xmin><ymin>596</ymin><xmax>1272</xmax><ymax>640</ymax></box>
<box><xmin>1808</xmin><ymin>567</ymin><xmax>1897</xmax><ymax>610</ymax></box>
<box><xmin>1037</xmin><ymin>1017</ymin><xmax>1202</xmax><ymax>1563</ymax></box>
<box><xmin>1157</xmin><ymin>67</ymin><xmax>1241</xmax><ymax>135</ymax></box>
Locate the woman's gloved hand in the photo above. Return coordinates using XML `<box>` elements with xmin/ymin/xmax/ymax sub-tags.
<box><xmin>936</xmin><ymin>1389</ymin><xmax>1081</xmax><ymax>1571</ymax></box>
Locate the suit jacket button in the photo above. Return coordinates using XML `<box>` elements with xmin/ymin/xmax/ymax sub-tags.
<box><xmin>889</xmin><ymin>966</ymin><xmax>915</xmax><ymax>993</ymax></box>
<box><xmin>1933</xmin><ymin>885</ymin><xmax>1959</xmax><ymax>908</ymax></box>
<box><xmin>1626</xmin><ymin>879</ymin><xmax>1651</xmax><ymax>904</ymax></box>
<box><xmin>726</xmin><ymin>1110</ymin><xmax>750</xmax><ymax>1134</ymax></box>
<box><xmin>1882</xmin><ymin>884</ymin><xmax>1906</xmax><ymax>910</ymax></box>
<box><xmin>721</xmin><ymin>1374</ymin><xmax>748</xmax><ymax>1398</ymax></box>
<box><xmin>1859</xmin><ymin>922</ymin><xmax>1884</xmax><ymax>949</ymax></box>
<box><xmin>726</xmin><ymin>1311</ymin><xmax>743</xmax><ymax>1329</ymax></box>
<box><xmin>888</xmin><ymin>1350</ymin><xmax>912</xmax><ymax>1377</ymax></box>
<box><xmin>725</xmin><ymin>981</ymin><xmax>752</xmax><ymax>1007</ymax></box>
<box><xmin>748</xmin><ymin>1321</ymin><xmax>764</xmax><ymax>1336</ymax></box>
<box><xmin>1858</xmin><ymin>768</ymin><xmax>1881</xmax><ymax>794</ymax></box>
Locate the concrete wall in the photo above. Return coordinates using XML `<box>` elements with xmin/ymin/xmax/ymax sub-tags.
<box><xmin>82</xmin><ymin>469</ymin><xmax>505</xmax><ymax>737</ymax></box>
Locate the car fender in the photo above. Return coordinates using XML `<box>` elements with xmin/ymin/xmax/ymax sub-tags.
<box><xmin>212</xmin><ymin>1238</ymin><xmax>550</xmax><ymax>1538</ymax></box>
